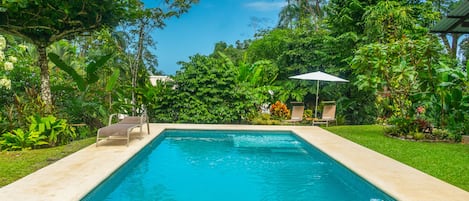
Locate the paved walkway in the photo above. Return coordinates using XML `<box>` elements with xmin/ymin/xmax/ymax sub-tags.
<box><xmin>0</xmin><ymin>124</ymin><xmax>468</xmax><ymax>201</ymax></box>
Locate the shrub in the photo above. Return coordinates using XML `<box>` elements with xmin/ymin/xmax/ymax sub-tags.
<box><xmin>412</xmin><ymin>132</ymin><xmax>425</xmax><ymax>140</ymax></box>
<box><xmin>303</xmin><ymin>109</ymin><xmax>313</xmax><ymax>119</ymax></box>
<box><xmin>383</xmin><ymin>125</ymin><xmax>400</xmax><ymax>136</ymax></box>
<box><xmin>432</xmin><ymin>128</ymin><xmax>450</xmax><ymax>140</ymax></box>
<box><xmin>0</xmin><ymin>128</ymin><xmax>48</xmax><ymax>150</ymax></box>
<box><xmin>270</xmin><ymin>101</ymin><xmax>289</xmax><ymax>120</ymax></box>
<box><xmin>250</xmin><ymin>113</ymin><xmax>281</xmax><ymax>125</ymax></box>
<box><xmin>0</xmin><ymin>115</ymin><xmax>76</xmax><ymax>150</ymax></box>
<box><xmin>386</xmin><ymin>116</ymin><xmax>417</xmax><ymax>135</ymax></box>
<box><xmin>28</xmin><ymin>115</ymin><xmax>76</xmax><ymax>146</ymax></box>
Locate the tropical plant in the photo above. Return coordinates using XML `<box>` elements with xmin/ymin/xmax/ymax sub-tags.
<box><xmin>277</xmin><ymin>0</ymin><xmax>325</xmax><ymax>30</ymax></box>
<box><xmin>0</xmin><ymin>114</ymin><xmax>75</xmax><ymax>150</ymax></box>
<box><xmin>151</xmin><ymin>53</ymin><xmax>253</xmax><ymax>123</ymax></box>
<box><xmin>28</xmin><ymin>115</ymin><xmax>76</xmax><ymax>146</ymax></box>
<box><xmin>0</xmin><ymin>128</ymin><xmax>48</xmax><ymax>151</ymax></box>
<box><xmin>363</xmin><ymin>1</ymin><xmax>415</xmax><ymax>43</ymax></box>
<box><xmin>270</xmin><ymin>101</ymin><xmax>290</xmax><ymax>120</ymax></box>
<box><xmin>351</xmin><ymin>35</ymin><xmax>446</xmax><ymax>119</ymax></box>
<box><xmin>48</xmin><ymin>52</ymin><xmax>113</xmax><ymax>92</ymax></box>
<box><xmin>433</xmin><ymin>63</ymin><xmax>469</xmax><ymax>139</ymax></box>
<box><xmin>0</xmin><ymin>0</ymin><xmax>139</xmax><ymax>112</ymax></box>
<box><xmin>0</xmin><ymin>0</ymin><xmax>198</xmax><ymax>113</ymax></box>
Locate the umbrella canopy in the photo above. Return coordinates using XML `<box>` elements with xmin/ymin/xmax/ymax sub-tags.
<box><xmin>289</xmin><ymin>71</ymin><xmax>349</xmax><ymax>82</ymax></box>
<box><xmin>289</xmin><ymin>71</ymin><xmax>349</xmax><ymax>118</ymax></box>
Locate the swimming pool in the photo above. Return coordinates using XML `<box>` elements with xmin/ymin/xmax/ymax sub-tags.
<box><xmin>82</xmin><ymin>130</ymin><xmax>395</xmax><ymax>201</ymax></box>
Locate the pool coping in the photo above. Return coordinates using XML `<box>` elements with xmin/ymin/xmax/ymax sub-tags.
<box><xmin>0</xmin><ymin>124</ymin><xmax>468</xmax><ymax>201</ymax></box>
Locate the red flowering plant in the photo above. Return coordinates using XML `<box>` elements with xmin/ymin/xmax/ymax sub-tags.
<box><xmin>270</xmin><ymin>101</ymin><xmax>290</xmax><ymax>120</ymax></box>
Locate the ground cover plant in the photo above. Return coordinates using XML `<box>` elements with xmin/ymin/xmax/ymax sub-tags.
<box><xmin>325</xmin><ymin>125</ymin><xmax>469</xmax><ymax>192</ymax></box>
<box><xmin>0</xmin><ymin>137</ymin><xmax>95</xmax><ymax>187</ymax></box>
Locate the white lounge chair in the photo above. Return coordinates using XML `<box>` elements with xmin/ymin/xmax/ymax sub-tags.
<box><xmin>96</xmin><ymin>112</ymin><xmax>150</xmax><ymax>147</ymax></box>
<box><xmin>285</xmin><ymin>104</ymin><xmax>305</xmax><ymax>124</ymax></box>
<box><xmin>312</xmin><ymin>102</ymin><xmax>337</xmax><ymax>127</ymax></box>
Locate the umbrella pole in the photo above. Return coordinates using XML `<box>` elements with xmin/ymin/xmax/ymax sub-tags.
<box><xmin>315</xmin><ymin>80</ymin><xmax>319</xmax><ymax>118</ymax></box>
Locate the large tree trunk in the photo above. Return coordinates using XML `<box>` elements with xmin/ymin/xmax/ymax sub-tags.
<box><xmin>37</xmin><ymin>44</ymin><xmax>53</xmax><ymax>113</ymax></box>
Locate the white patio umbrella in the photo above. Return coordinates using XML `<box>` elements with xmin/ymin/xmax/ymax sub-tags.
<box><xmin>289</xmin><ymin>71</ymin><xmax>349</xmax><ymax>118</ymax></box>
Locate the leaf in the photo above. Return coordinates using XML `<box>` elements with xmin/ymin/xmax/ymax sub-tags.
<box><xmin>48</xmin><ymin>53</ymin><xmax>86</xmax><ymax>91</ymax></box>
<box><xmin>438</xmin><ymin>82</ymin><xmax>453</xmax><ymax>87</ymax></box>
<box><xmin>39</xmin><ymin>123</ymin><xmax>45</xmax><ymax>133</ymax></box>
<box><xmin>105</xmin><ymin>69</ymin><xmax>120</xmax><ymax>92</ymax></box>
<box><xmin>86</xmin><ymin>54</ymin><xmax>113</xmax><ymax>84</ymax></box>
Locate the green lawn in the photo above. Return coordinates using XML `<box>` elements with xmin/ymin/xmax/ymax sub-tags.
<box><xmin>325</xmin><ymin>125</ymin><xmax>469</xmax><ymax>192</ymax></box>
<box><xmin>0</xmin><ymin>137</ymin><xmax>95</xmax><ymax>187</ymax></box>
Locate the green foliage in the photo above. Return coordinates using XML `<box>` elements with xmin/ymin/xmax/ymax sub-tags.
<box><xmin>385</xmin><ymin>117</ymin><xmax>415</xmax><ymax>136</ymax></box>
<box><xmin>0</xmin><ymin>35</ymin><xmax>40</xmax><ymax>111</ymax></box>
<box><xmin>0</xmin><ymin>0</ymin><xmax>198</xmax><ymax>113</ymax></box>
<box><xmin>250</xmin><ymin>114</ymin><xmax>281</xmax><ymax>125</ymax></box>
<box><xmin>349</xmin><ymin>0</ymin><xmax>467</xmax><ymax>134</ymax></box>
<box><xmin>0</xmin><ymin>0</ymin><xmax>140</xmax><ymax>110</ymax></box>
<box><xmin>0</xmin><ymin>0</ymin><xmax>201</xmax><ymax>148</ymax></box>
<box><xmin>412</xmin><ymin>131</ymin><xmax>425</xmax><ymax>140</ymax></box>
<box><xmin>351</xmin><ymin>36</ymin><xmax>446</xmax><ymax>120</ymax></box>
<box><xmin>105</xmin><ymin>69</ymin><xmax>120</xmax><ymax>92</ymax></box>
<box><xmin>210</xmin><ymin>41</ymin><xmax>246</xmax><ymax>65</ymax></box>
<box><xmin>0</xmin><ymin>128</ymin><xmax>48</xmax><ymax>151</ymax></box>
<box><xmin>28</xmin><ymin>115</ymin><xmax>76</xmax><ymax>146</ymax></box>
<box><xmin>383</xmin><ymin>113</ymin><xmax>461</xmax><ymax>142</ymax></box>
<box><xmin>324</xmin><ymin>0</ymin><xmax>455</xmax><ymax>126</ymax></box>
<box><xmin>48</xmin><ymin>53</ymin><xmax>86</xmax><ymax>90</ymax></box>
<box><xmin>0</xmin><ymin>0</ymin><xmax>135</xmax><ymax>46</ymax></box>
<box><xmin>247</xmin><ymin>29</ymin><xmax>290</xmax><ymax>63</ymax></box>
<box><xmin>2</xmin><ymin>88</ymin><xmax>48</xmax><ymax>133</ymax></box>
<box><xmin>233</xmin><ymin>52</ymin><xmax>280</xmax><ymax>112</ymax></box>
<box><xmin>430</xmin><ymin>62</ymin><xmax>469</xmax><ymax>137</ymax></box>
<box><xmin>49</xmin><ymin>52</ymin><xmax>113</xmax><ymax>91</ymax></box>
<box><xmin>0</xmin><ymin>0</ymin><xmax>465</xmax><ymax>136</ymax></box>
<box><xmin>247</xmin><ymin>27</ymin><xmax>350</xmax><ymax>113</ymax></box>
<box><xmin>151</xmin><ymin>54</ymin><xmax>253</xmax><ymax>123</ymax></box>
<box><xmin>363</xmin><ymin>1</ymin><xmax>415</xmax><ymax>42</ymax></box>
<box><xmin>238</xmin><ymin>59</ymin><xmax>278</xmax><ymax>87</ymax></box>
<box><xmin>339</xmin><ymin>88</ymin><xmax>378</xmax><ymax>125</ymax></box>
<box><xmin>303</xmin><ymin>109</ymin><xmax>313</xmax><ymax>118</ymax></box>
<box><xmin>0</xmin><ymin>114</ymin><xmax>76</xmax><ymax>150</ymax></box>
<box><xmin>432</xmin><ymin>128</ymin><xmax>451</xmax><ymax>140</ymax></box>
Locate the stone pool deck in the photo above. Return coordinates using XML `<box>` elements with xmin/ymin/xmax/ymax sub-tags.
<box><xmin>0</xmin><ymin>124</ymin><xmax>468</xmax><ymax>201</ymax></box>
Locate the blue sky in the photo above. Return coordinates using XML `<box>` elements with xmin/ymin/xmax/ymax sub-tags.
<box><xmin>149</xmin><ymin>0</ymin><xmax>286</xmax><ymax>75</ymax></box>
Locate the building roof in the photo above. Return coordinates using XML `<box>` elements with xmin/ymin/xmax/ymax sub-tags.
<box><xmin>431</xmin><ymin>0</ymin><xmax>469</xmax><ymax>34</ymax></box>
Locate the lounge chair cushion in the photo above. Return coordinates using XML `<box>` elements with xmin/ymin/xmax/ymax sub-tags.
<box><xmin>119</xmin><ymin>116</ymin><xmax>141</xmax><ymax>124</ymax></box>
<box><xmin>98</xmin><ymin>124</ymin><xmax>138</xmax><ymax>137</ymax></box>
<box><xmin>96</xmin><ymin>112</ymin><xmax>150</xmax><ymax>147</ymax></box>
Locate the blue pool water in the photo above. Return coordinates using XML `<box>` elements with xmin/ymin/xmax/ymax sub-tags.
<box><xmin>82</xmin><ymin>130</ymin><xmax>395</xmax><ymax>201</ymax></box>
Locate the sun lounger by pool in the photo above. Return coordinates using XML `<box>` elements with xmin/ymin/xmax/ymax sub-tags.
<box><xmin>312</xmin><ymin>102</ymin><xmax>336</xmax><ymax>127</ymax></box>
<box><xmin>285</xmin><ymin>105</ymin><xmax>305</xmax><ymax>123</ymax></box>
<box><xmin>96</xmin><ymin>112</ymin><xmax>150</xmax><ymax>147</ymax></box>
<box><xmin>285</xmin><ymin>102</ymin><xmax>305</xmax><ymax>124</ymax></box>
